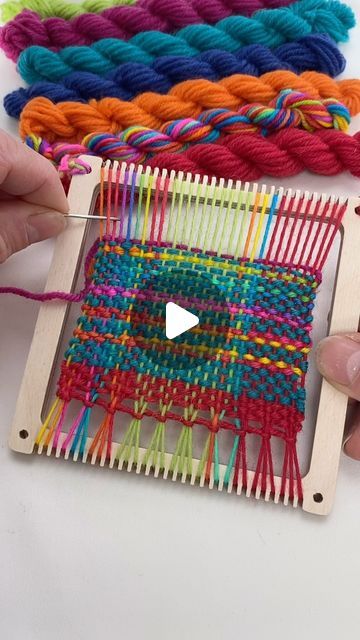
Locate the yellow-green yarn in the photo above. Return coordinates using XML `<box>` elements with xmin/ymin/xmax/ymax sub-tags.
<box><xmin>0</xmin><ymin>0</ymin><xmax>135</xmax><ymax>21</ymax></box>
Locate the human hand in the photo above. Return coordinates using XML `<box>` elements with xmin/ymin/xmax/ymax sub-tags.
<box><xmin>317</xmin><ymin>333</ymin><xmax>360</xmax><ymax>460</ymax></box>
<box><xmin>0</xmin><ymin>129</ymin><xmax>67</xmax><ymax>263</ymax></box>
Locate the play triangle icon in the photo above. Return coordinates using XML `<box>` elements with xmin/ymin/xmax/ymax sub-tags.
<box><xmin>165</xmin><ymin>302</ymin><xmax>199</xmax><ymax>340</ymax></box>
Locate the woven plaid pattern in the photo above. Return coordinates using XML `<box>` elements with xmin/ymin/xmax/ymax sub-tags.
<box><xmin>57</xmin><ymin>239</ymin><xmax>319</xmax><ymax>434</ymax></box>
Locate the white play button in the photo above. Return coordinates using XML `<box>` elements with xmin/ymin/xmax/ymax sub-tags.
<box><xmin>165</xmin><ymin>302</ymin><xmax>199</xmax><ymax>340</ymax></box>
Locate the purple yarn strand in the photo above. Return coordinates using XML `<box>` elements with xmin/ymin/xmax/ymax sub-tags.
<box><xmin>0</xmin><ymin>287</ymin><xmax>84</xmax><ymax>302</ymax></box>
<box><xmin>0</xmin><ymin>239</ymin><xmax>101</xmax><ymax>303</ymax></box>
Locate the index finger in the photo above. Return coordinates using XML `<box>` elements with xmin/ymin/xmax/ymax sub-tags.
<box><xmin>0</xmin><ymin>129</ymin><xmax>68</xmax><ymax>212</ymax></box>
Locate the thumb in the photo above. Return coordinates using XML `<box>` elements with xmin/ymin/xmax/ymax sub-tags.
<box><xmin>0</xmin><ymin>199</ymin><xmax>66</xmax><ymax>263</ymax></box>
<box><xmin>316</xmin><ymin>333</ymin><xmax>360</xmax><ymax>402</ymax></box>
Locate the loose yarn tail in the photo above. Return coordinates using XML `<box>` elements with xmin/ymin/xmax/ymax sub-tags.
<box><xmin>0</xmin><ymin>286</ymin><xmax>85</xmax><ymax>302</ymax></box>
<box><xmin>0</xmin><ymin>236</ymin><xmax>100</xmax><ymax>302</ymax></box>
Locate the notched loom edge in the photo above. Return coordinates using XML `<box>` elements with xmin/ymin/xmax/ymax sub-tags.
<box><xmin>8</xmin><ymin>158</ymin><xmax>360</xmax><ymax>517</ymax></box>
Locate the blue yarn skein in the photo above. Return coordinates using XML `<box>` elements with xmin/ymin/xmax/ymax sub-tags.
<box><xmin>15</xmin><ymin>0</ymin><xmax>354</xmax><ymax>84</ymax></box>
<box><xmin>9</xmin><ymin>35</ymin><xmax>346</xmax><ymax>118</ymax></box>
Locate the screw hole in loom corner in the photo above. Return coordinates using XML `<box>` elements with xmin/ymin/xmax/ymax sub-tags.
<box><xmin>313</xmin><ymin>492</ymin><xmax>324</xmax><ymax>504</ymax></box>
<box><xmin>19</xmin><ymin>429</ymin><xmax>29</xmax><ymax>440</ymax></box>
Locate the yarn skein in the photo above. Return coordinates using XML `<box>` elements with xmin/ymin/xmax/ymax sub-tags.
<box><xmin>6</xmin><ymin>36</ymin><xmax>346</xmax><ymax>121</ymax></box>
<box><xmin>1</xmin><ymin>0</ymin><xmax>136</xmax><ymax>21</ymax></box>
<box><xmin>16</xmin><ymin>34</ymin><xmax>346</xmax><ymax>86</ymax></box>
<box><xmin>26</xmin><ymin>129</ymin><xmax>360</xmax><ymax>180</ymax></box>
<box><xmin>0</xmin><ymin>0</ymin><xmax>355</xmax><ymax>62</ymax></box>
<box><xmin>23</xmin><ymin>93</ymin><xmax>351</xmax><ymax>160</ymax></box>
<box><xmin>9</xmin><ymin>91</ymin><xmax>351</xmax><ymax>141</ymax></box>
<box><xmin>18</xmin><ymin>73</ymin><xmax>360</xmax><ymax>143</ymax></box>
<box><xmin>0</xmin><ymin>0</ymin><xmax>296</xmax><ymax>22</ymax></box>
<box><xmin>147</xmin><ymin>130</ymin><xmax>360</xmax><ymax>180</ymax></box>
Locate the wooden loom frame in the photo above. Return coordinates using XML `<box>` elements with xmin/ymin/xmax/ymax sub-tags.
<box><xmin>8</xmin><ymin>156</ymin><xmax>360</xmax><ymax>516</ymax></box>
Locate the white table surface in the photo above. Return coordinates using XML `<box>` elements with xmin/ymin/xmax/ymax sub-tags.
<box><xmin>1</xmin><ymin>2</ymin><xmax>360</xmax><ymax>638</ymax></box>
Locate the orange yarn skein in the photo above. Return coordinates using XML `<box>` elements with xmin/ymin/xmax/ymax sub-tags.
<box><xmin>19</xmin><ymin>71</ymin><xmax>360</xmax><ymax>143</ymax></box>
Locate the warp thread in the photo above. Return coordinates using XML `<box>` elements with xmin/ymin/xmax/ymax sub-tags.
<box><xmin>0</xmin><ymin>0</ymin><xmax>355</xmax><ymax>61</ymax></box>
<box><xmin>18</xmin><ymin>73</ymin><xmax>360</xmax><ymax>143</ymax></box>
<box><xmin>16</xmin><ymin>34</ymin><xmax>346</xmax><ymax>86</ymax></box>
<box><xmin>27</xmin><ymin>129</ymin><xmax>360</xmax><ymax>180</ymax></box>
<box><xmin>0</xmin><ymin>0</ymin><xmax>295</xmax><ymax>22</ymax></box>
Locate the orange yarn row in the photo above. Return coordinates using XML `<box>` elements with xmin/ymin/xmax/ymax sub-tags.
<box><xmin>20</xmin><ymin>71</ymin><xmax>360</xmax><ymax>143</ymax></box>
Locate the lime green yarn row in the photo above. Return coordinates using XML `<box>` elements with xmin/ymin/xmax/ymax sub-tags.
<box><xmin>0</xmin><ymin>0</ymin><xmax>135</xmax><ymax>21</ymax></box>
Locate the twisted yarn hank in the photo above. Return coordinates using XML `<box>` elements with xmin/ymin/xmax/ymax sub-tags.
<box><xmin>0</xmin><ymin>0</ymin><xmax>355</xmax><ymax>62</ymax></box>
<box><xmin>20</xmin><ymin>91</ymin><xmax>352</xmax><ymax>168</ymax></box>
<box><xmin>146</xmin><ymin>130</ymin><xmax>360</xmax><ymax>180</ymax></box>
<box><xmin>18</xmin><ymin>73</ymin><xmax>360</xmax><ymax>143</ymax></box>
<box><xmin>6</xmin><ymin>36</ymin><xmax>346</xmax><ymax>119</ymax></box>
<box><xmin>0</xmin><ymin>0</ymin><xmax>295</xmax><ymax>21</ymax></box>
<box><xmin>16</xmin><ymin>34</ymin><xmax>346</xmax><ymax>86</ymax></box>
<box><xmin>17</xmin><ymin>92</ymin><xmax>351</xmax><ymax>163</ymax></box>
<box><xmin>1</xmin><ymin>0</ymin><xmax>135</xmax><ymax>21</ymax></box>
<box><xmin>26</xmin><ymin>130</ymin><xmax>360</xmax><ymax>181</ymax></box>
<box><xmin>8</xmin><ymin>90</ymin><xmax>350</xmax><ymax>137</ymax></box>
<box><xmin>26</xmin><ymin>91</ymin><xmax>350</xmax><ymax>161</ymax></box>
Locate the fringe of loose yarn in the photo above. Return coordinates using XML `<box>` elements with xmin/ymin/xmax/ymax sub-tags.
<box><xmin>16</xmin><ymin>34</ymin><xmax>346</xmax><ymax>86</ymax></box>
<box><xmin>26</xmin><ymin>129</ymin><xmax>360</xmax><ymax>180</ymax></box>
<box><xmin>18</xmin><ymin>74</ymin><xmax>360</xmax><ymax>143</ymax></box>
<box><xmin>0</xmin><ymin>0</ymin><xmax>296</xmax><ymax>22</ymax></box>
<box><xmin>0</xmin><ymin>0</ymin><xmax>355</xmax><ymax>61</ymax></box>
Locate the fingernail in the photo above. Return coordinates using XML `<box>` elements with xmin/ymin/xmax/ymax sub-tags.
<box><xmin>26</xmin><ymin>211</ymin><xmax>66</xmax><ymax>244</ymax></box>
<box><xmin>317</xmin><ymin>334</ymin><xmax>360</xmax><ymax>386</ymax></box>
